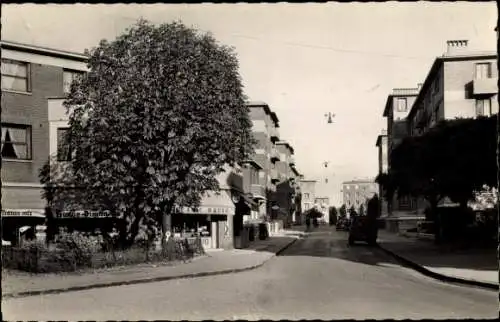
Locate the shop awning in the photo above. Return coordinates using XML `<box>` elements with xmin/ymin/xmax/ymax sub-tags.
<box><xmin>175</xmin><ymin>190</ymin><xmax>236</xmax><ymax>216</ymax></box>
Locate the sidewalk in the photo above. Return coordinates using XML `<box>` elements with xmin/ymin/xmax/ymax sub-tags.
<box><xmin>2</xmin><ymin>230</ymin><xmax>305</xmax><ymax>298</ymax></box>
<box><xmin>377</xmin><ymin>230</ymin><xmax>498</xmax><ymax>289</ymax></box>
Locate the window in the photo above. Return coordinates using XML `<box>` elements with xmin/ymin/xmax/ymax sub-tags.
<box><xmin>63</xmin><ymin>69</ymin><xmax>84</xmax><ymax>94</ymax></box>
<box><xmin>475</xmin><ymin>63</ymin><xmax>491</xmax><ymax>79</ymax></box>
<box><xmin>475</xmin><ymin>99</ymin><xmax>492</xmax><ymax>116</ymax></box>
<box><xmin>1</xmin><ymin>59</ymin><xmax>30</xmax><ymax>92</ymax></box>
<box><xmin>304</xmin><ymin>203</ymin><xmax>310</xmax><ymax>210</ymax></box>
<box><xmin>396</xmin><ymin>98</ymin><xmax>407</xmax><ymax>112</ymax></box>
<box><xmin>57</xmin><ymin>128</ymin><xmax>72</xmax><ymax>161</ymax></box>
<box><xmin>304</xmin><ymin>193</ymin><xmax>310</xmax><ymax>199</ymax></box>
<box><xmin>1</xmin><ymin>124</ymin><xmax>32</xmax><ymax>160</ymax></box>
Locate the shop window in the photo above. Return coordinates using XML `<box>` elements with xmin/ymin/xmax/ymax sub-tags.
<box><xmin>1</xmin><ymin>124</ymin><xmax>32</xmax><ymax>160</ymax></box>
<box><xmin>1</xmin><ymin>59</ymin><xmax>30</xmax><ymax>92</ymax></box>
<box><xmin>173</xmin><ymin>215</ymin><xmax>211</xmax><ymax>238</ymax></box>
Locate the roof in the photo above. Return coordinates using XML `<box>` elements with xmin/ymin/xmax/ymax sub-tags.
<box><xmin>1</xmin><ymin>40</ymin><xmax>88</xmax><ymax>62</ymax></box>
<box><xmin>276</xmin><ymin>141</ymin><xmax>294</xmax><ymax>154</ymax></box>
<box><xmin>242</xmin><ymin>159</ymin><xmax>263</xmax><ymax>170</ymax></box>
<box><xmin>382</xmin><ymin>88</ymin><xmax>419</xmax><ymax>117</ymax></box>
<box><xmin>270</xmin><ymin>112</ymin><xmax>279</xmax><ymax>127</ymax></box>
<box><xmin>300</xmin><ymin>179</ymin><xmax>317</xmax><ymax>183</ymax></box>
<box><xmin>246</xmin><ymin>101</ymin><xmax>272</xmax><ymax>118</ymax></box>
<box><xmin>407</xmin><ymin>51</ymin><xmax>497</xmax><ymax>120</ymax></box>
<box><xmin>290</xmin><ymin>166</ymin><xmax>300</xmax><ymax>176</ymax></box>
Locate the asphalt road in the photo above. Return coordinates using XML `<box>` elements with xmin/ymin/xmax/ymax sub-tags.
<box><xmin>3</xmin><ymin>226</ymin><xmax>497</xmax><ymax>320</ymax></box>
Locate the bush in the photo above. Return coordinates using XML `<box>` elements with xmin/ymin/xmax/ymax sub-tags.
<box><xmin>3</xmin><ymin>229</ymin><xmax>205</xmax><ymax>273</ymax></box>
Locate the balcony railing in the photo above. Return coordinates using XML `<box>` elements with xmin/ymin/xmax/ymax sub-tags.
<box><xmin>269</xmin><ymin>127</ymin><xmax>280</xmax><ymax>143</ymax></box>
<box><xmin>270</xmin><ymin>149</ymin><xmax>280</xmax><ymax>162</ymax></box>
<box><xmin>472</xmin><ymin>78</ymin><xmax>497</xmax><ymax>96</ymax></box>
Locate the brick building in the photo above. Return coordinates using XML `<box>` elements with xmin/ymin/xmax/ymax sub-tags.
<box><xmin>1</xmin><ymin>40</ymin><xmax>88</xmax><ymax>216</ymax></box>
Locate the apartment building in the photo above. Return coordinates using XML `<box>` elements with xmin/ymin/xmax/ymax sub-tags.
<box><xmin>289</xmin><ymin>166</ymin><xmax>302</xmax><ymax>223</ymax></box>
<box><xmin>341</xmin><ymin>180</ymin><xmax>378</xmax><ymax>213</ymax></box>
<box><xmin>375</xmin><ymin>129</ymin><xmax>388</xmax><ymax>217</ymax></box>
<box><xmin>407</xmin><ymin>40</ymin><xmax>498</xmax><ymax>137</ymax></box>
<box><xmin>299</xmin><ymin>179</ymin><xmax>317</xmax><ymax>214</ymax></box>
<box><xmin>247</xmin><ymin>101</ymin><xmax>281</xmax><ymax>220</ymax></box>
<box><xmin>378</xmin><ymin>40</ymin><xmax>497</xmax><ymax>232</ymax></box>
<box><xmin>1</xmin><ymin>40</ymin><xmax>88</xmax><ymax>217</ymax></box>
<box><xmin>274</xmin><ymin>141</ymin><xmax>296</xmax><ymax>227</ymax></box>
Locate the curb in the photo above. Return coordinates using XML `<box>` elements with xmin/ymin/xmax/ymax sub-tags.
<box><xmin>376</xmin><ymin>244</ymin><xmax>499</xmax><ymax>291</ymax></box>
<box><xmin>3</xmin><ymin>237</ymin><xmax>300</xmax><ymax>299</ymax></box>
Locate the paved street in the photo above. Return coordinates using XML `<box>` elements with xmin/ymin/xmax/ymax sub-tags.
<box><xmin>3</xmin><ymin>226</ymin><xmax>497</xmax><ymax>320</ymax></box>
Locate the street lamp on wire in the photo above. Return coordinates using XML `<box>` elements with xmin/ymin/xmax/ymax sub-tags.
<box><xmin>325</xmin><ymin>112</ymin><xmax>335</xmax><ymax>124</ymax></box>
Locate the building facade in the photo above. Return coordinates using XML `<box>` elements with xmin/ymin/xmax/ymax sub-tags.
<box><xmin>407</xmin><ymin>40</ymin><xmax>498</xmax><ymax>137</ymax></box>
<box><xmin>375</xmin><ymin>130</ymin><xmax>388</xmax><ymax>217</ymax></box>
<box><xmin>247</xmin><ymin>101</ymin><xmax>281</xmax><ymax>220</ymax></box>
<box><xmin>377</xmin><ymin>39</ymin><xmax>498</xmax><ymax>232</ymax></box>
<box><xmin>299</xmin><ymin>179</ymin><xmax>317</xmax><ymax>214</ymax></box>
<box><xmin>1</xmin><ymin>40</ymin><xmax>88</xmax><ymax>217</ymax></box>
<box><xmin>341</xmin><ymin>180</ymin><xmax>378</xmax><ymax>214</ymax></box>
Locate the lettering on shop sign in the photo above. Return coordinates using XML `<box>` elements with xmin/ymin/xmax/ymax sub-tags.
<box><xmin>176</xmin><ymin>206</ymin><xmax>231</xmax><ymax>214</ymax></box>
<box><xmin>2</xmin><ymin>210</ymin><xmax>37</xmax><ymax>217</ymax></box>
<box><xmin>56</xmin><ymin>210</ymin><xmax>112</xmax><ymax>219</ymax></box>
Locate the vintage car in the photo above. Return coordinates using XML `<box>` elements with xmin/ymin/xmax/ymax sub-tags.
<box><xmin>348</xmin><ymin>216</ymin><xmax>378</xmax><ymax>246</ymax></box>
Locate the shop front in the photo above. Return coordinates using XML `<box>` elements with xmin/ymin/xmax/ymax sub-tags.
<box><xmin>2</xmin><ymin>209</ymin><xmax>46</xmax><ymax>246</ymax></box>
<box><xmin>173</xmin><ymin>189</ymin><xmax>237</xmax><ymax>250</ymax></box>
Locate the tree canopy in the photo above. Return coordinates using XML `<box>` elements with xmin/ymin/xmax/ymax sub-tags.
<box><xmin>378</xmin><ymin>115</ymin><xmax>497</xmax><ymax>211</ymax></box>
<box><xmin>40</xmin><ymin>19</ymin><xmax>255</xmax><ymax>246</ymax></box>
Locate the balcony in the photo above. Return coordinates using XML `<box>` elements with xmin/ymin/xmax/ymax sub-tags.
<box><xmin>250</xmin><ymin>184</ymin><xmax>266</xmax><ymax>200</ymax></box>
<box><xmin>472</xmin><ymin>78</ymin><xmax>497</xmax><ymax>96</ymax></box>
<box><xmin>288</xmin><ymin>156</ymin><xmax>295</xmax><ymax>166</ymax></box>
<box><xmin>269</xmin><ymin>127</ymin><xmax>280</xmax><ymax>143</ymax></box>
<box><xmin>270</xmin><ymin>169</ymin><xmax>280</xmax><ymax>183</ymax></box>
<box><xmin>270</xmin><ymin>149</ymin><xmax>280</xmax><ymax>162</ymax></box>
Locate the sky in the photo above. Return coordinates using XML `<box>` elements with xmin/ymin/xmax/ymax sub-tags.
<box><xmin>2</xmin><ymin>2</ymin><xmax>497</xmax><ymax>206</ymax></box>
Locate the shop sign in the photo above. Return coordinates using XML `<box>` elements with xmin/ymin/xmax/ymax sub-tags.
<box><xmin>175</xmin><ymin>206</ymin><xmax>233</xmax><ymax>215</ymax></box>
<box><xmin>2</xmin><ymin>209</ymin><xmax>44</xmax><ymax>217</ymax></box>
<box><xmin>56</xmin><ymin>210</ymin><xmax>113</xmax><ymax>219</ymax></box>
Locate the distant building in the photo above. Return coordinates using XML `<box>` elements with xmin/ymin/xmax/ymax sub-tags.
<box><xmin>299</xmin><ymin>179</ymin><xmax>317</xmax><ymax>214</ymax></box>
<box><xmin>314</xmin><ymin>196</ymin><xmax>330</xmax><ymax>224</ymax></box>
<box><xmin>341</xmin><ymin>180</ymin><xmax>378</xmax><ymax>212</ymax></box>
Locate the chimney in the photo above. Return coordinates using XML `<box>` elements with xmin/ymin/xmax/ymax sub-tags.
<box><xmin>446</xmin><ymin>40</ymin><xmax>469</xmax><ymax>56</ymax></box>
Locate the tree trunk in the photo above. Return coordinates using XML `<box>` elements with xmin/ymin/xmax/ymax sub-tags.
<box><xmin>428</xmin><ymin>196</ymin><xmax>442</xmax><ymax>244</ymax></box>
<box><xmin>160</xmin><ymin>203</ymin><xmax>174</xmax><ymax>253</ymax></box>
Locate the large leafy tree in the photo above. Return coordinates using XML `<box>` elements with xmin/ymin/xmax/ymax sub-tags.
<box><xmin>41</xmin><ymin>20</ymin><xmax>255</xmax><ymax>247</ymax></box>
<box><xmin>384</xmin><ymin>115</ymin><xmax>497</xmax><ymax>240</ymax></box>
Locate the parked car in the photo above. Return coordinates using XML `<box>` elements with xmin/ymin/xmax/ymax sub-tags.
<box><xmin>336</xmin><ymin>218</ymin><xmax>350</xmax><ymax>231</ymax></box>
<box><xmin>348</xmin><ymin>216</ymin><xmax>378</xmax><ymax>246</ymax></box>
